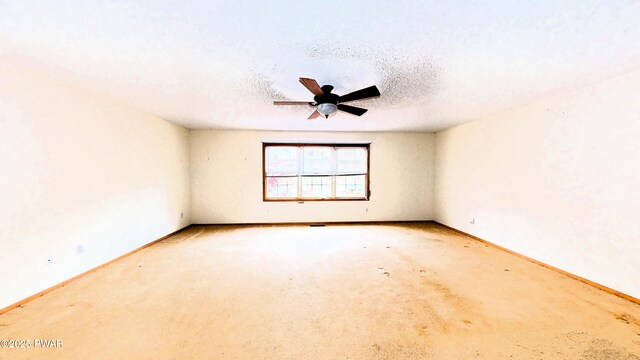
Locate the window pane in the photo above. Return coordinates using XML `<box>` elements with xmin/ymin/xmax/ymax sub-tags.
<box><xmin>264</xmin><ymin>144</ymin><xmax>369</xmax><ymax>201</ymax></box>
<box><xmin>302</xmin><ymin>147</ymin><xmax>332</xmax><ymax>175</ymax></box>
<box><xmin>301</xmin><ymin>176</ymin><xmax>332</xmax><ymax>198</ymax></box>
<box><xmin>266</xmin><ymin>146</ymin><xmax>298</xmax><ymax>176</ymax></box>
<box><xmin>336</xmin><ymin>147</ymin><xmax>367</xmax><ymax>174</ymax></box>
<box><xmin>335</xmin><ymin>175</ymin><xmax>366</xmax><ymax>198</ymax></box>
<box><xmin>266</xmin><ymin>176</ymin><xmax>298</xmax><ymax>198</ymax></box>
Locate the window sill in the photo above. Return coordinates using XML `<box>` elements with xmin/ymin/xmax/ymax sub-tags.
<box><xmin>263</xmin><ymin>197</ymin><xmax>369</xmax><ymax>202</ymax></box>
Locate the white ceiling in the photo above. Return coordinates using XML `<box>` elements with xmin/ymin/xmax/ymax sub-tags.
<box><xmin>1</xmin><ymin>1</ymin><xmax>639</xmax><ymax>132</ymax></box>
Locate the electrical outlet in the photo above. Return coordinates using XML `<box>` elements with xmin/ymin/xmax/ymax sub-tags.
<box><xmin>180</xmin><ymin>212</ymin><xmax>184</xmax><ymax>219</ymax></box>
<box><xmin>76</xmin><ymin>244</ymin><xmax>84</xmax><ymax>254</ymax></box>
<box><xmin>46</xmin><ymin>257</ymin><xmax>53</xmax><ymax>266</ymax></box>
<box><xmin>470</xmin><ymin>218</ymin><xmax>475</xmax><ymax>224</ymax></box>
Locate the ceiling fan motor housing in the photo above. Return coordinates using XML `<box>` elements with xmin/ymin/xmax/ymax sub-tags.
<box><xmin>314</xmin><ymin>85</ymin><xmax>340</xmax><ymax>118</ymax></box>
<box><xmin>314</xmin><ymin>85</ymin><xmax>340</xmax><ymax>105</ymax></box>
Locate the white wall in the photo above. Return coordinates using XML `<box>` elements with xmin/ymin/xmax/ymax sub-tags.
<box><xmin>434</xmin><ymin>69</ymin><xmax>640</xmax><ymax>299</ymax></box>
<box><xmin>0</xmin><ymin>60</ymin><xmax>191</xmax><ymax>309</ymax></box>
<box><xmin>190</xmin><ymin>130</ymin><xmax>434</xmax><ymax>224</ymax></box>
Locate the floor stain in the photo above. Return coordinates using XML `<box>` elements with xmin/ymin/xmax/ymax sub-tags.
<box><xmin>615</xmin><ymin>313</ymin><xmax>639</xmax><ymax>326</ymax></box>
<box><xmin>616</xmin><ymin>313</ymin><xmax>632</xmax><ymax>324</ymax></box>
<box><xmin>580</xmin><ymin>338</ymin><xmax>640</xmax><ymax>360</ymax></box>
<box><xmin>414</xmin><ymin>324</ymin><xmax>427</xmax><ymax>336</ymax></box>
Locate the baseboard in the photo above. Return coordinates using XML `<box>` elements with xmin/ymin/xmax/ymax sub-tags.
<box><xmin>434</xmin><ymin>221</ymin><xmax>640</xmax><ymax>306</ymax></box>
<box><xmin>0</xmin><ymin>225</ymin><xmax>192</xmax><ymax>315</ymax></box>
<box><xmin>191</xmin><ymin>220</ymin><xmax>431</xmax><ymax>226</ymax></box>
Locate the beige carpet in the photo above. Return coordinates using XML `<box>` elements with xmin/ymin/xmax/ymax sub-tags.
<box><xmin>1</xmin><ymin>223</ymin><xmax>638</xmax><ymax>359</ymax></box>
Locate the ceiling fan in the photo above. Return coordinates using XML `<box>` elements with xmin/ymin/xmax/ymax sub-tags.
<box><xmin>273</xmin><ymin>78</ymin><xmax>381</xmax><ymax>119</ymax></box>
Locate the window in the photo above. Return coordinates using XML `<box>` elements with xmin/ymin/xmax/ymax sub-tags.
<box><xmin>263</xmin><ymin>143</ymin><xmax>370</xmax><ymax>201</ymax></box>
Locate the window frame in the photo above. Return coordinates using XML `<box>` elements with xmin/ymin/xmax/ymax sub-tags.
<box><xmin>262</xmin><ymin>142</ymin><xmax>371</xmax><ymax>202</ymax></box>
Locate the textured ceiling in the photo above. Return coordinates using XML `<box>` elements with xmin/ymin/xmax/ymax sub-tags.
<box><xmin>1</xmin><ymin>1</ymin><xmax>639</xmax><ymax>132</ymax></box>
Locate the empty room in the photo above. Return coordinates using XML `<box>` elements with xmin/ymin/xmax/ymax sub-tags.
<box><xmin>1</xmin><ymin>1</ymin><xmax>639</xmax><ymax>359</ymax></box>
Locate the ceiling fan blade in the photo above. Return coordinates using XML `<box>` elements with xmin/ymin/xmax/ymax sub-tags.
<box><xmin>273</xmin><ymin>101</ymin><xmax>312</xmax><ymax>105</ymax></box>
<box><xmin>337</xmin><ymin>104</ymin><xmax>368</xmax><ymax>116</ymax></box>
<box><xmin>299</xmin><ymin>78</ymin><xmax>324</xmax><ymax>97</ymax></box>
<box><xmin>338</xmin><ymin>85</ymin><xmax>380</xmax><ymax>103</ymax></box>
<box><xmin>308</xmin><ymin>110</ymin><xmax>321</xmax><ymax>120</ymax></box>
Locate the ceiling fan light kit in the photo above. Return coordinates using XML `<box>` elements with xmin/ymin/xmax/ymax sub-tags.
<box><xmin>274</xmin><ymin>78</ymin><xmax>380</xmax><ymax>120</ymax></box>
<box><xmin>316</xmin><ymin>103</ymin><xmax>338</xmax><ymax>118</ymax></box>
